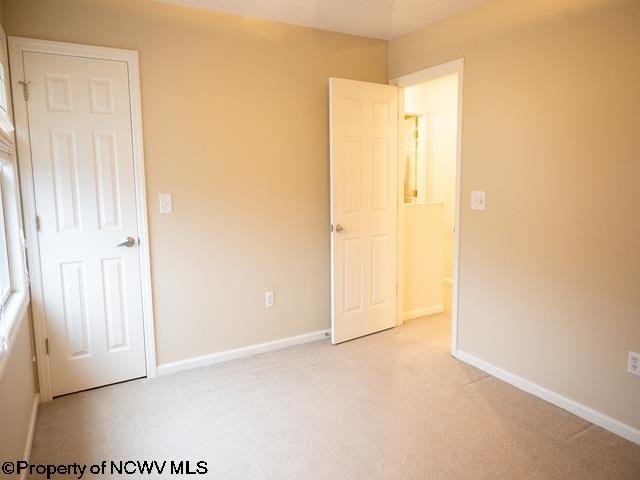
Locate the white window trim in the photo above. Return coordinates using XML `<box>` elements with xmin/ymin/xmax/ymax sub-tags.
<box><xmin>0</xmin><ymin>25</ymin><xmax>13</xmax><ymax>309</ymax></box>
<box><xmin>0</xmin><ymin>173</ymin><xmax>11</xmax><ymax>306</ymax></box>
<box><xmin>0</xmin><ymin>25</ymin><xmax>13</xmax><ymax>137</ymax></box>
<box><xmin>0</xmin><ymin>133</ymin><xmax>30</xmax><ymax>381</ymax></box>
<box><xmin>0</xmin><ymin>290</ymin><xmax>29</xmax><ymax>379</ymax></box>
<box><xmin>0</xmin><ymin>24</ymin><xmax>29</xmax><ymax>380</ymax></box>
<box><xmin>0</xmin><ymin>106</ymin><xmax>14</xmax><ymax>135</ymax></box>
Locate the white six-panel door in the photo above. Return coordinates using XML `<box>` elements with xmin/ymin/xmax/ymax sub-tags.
<box><xmin>24</xmin><ymin>51</ymin><xmax>147</xmax><ymax>396</ymax></box>
<box><xmin>330</xmin><ymin>78</ymin><xmax>398</xmax><ymax>344</ymax></box>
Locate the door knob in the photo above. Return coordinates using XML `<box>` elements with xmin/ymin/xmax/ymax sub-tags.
<box><xmin>116</xmin><ymin>237</ymin><xmax>136</xmax><ymax>248</ymax></box>
<box><xmin>335</xmin><ymin>224</ymin><xmax>346</xmax><ymax>233</ymax></box>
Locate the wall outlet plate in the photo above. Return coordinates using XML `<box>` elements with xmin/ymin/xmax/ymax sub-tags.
<box><xmin>628</xmin><ymin>351</ymin><xmax>640</xmax><ymax>377</ymax></box>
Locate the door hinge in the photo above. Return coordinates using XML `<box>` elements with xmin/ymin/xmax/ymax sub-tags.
<box><xmin>18</xmin><ymin>80</ymin><xmax>31</xmax><ymax>102</ymax></box>
<box><xmin>329</xmin><ymin>224</ymin><xmax>334</xmax><ymax>233</ymax></box>
<box><xmin>35</xmin><ymin>215</ymin><xmax>41</xmax><ymax>231</ymax></box>
<box><xmin>45</xmin><ymin>338</ymin><xmax>49</xmax><ymax>355</ymax></box>
<box><xmin>413</xmin><ymin>129</ymin><xmax>419</xmax><ymax>139</ymax></box>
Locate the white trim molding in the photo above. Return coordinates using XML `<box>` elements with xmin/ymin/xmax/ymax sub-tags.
<box><xmin>8</xmin><ymin>37</ymin><xmax>158</xmax><ymax>401</ymax></box>
<box><xmin>403</xmin><ymin>304</ymin><xmax>444</xmax><ymax>322</ymax></box>
<box><xmin>0</xmin><ymin>25</ymin><xmax>31</xmax><ymax>388</ymax></box>
<box><xmin>0</xmin><ymin>291</ymin><xmax>29</xmax><ymax>380</ymax></box>
<box><xmin>390</xmin><ymin>58</ymin><xmax>464</xmax><ymax>358</ymax></box>
<box><xmin>455</xmin><ymin>350</ymin><xmax>640</xmax><ymax>446</ymax></box>
<box><xmin>158</xmin><ymin>329</ymin><xmax>330</xmax><ymax>376</ymax></box>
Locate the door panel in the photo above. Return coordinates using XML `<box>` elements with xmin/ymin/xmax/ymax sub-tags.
<box><xmin>60</xmin><ymin>261</ymin><xmax>90</xmax><ymax>358</ymax></box>
<box><xmin>24</xmin><ymin>51</ymin><xmax>146</xmax><ymax>396</ymax></box>
<box><xmin>330</xmin><ymin>78</ymin><xmax>398</xmax><ymax>344</ymax></box>
<box><xmin>94</xmin><ymin>131</ymin><xmax>121</xmax><ymax>229</ymax></box>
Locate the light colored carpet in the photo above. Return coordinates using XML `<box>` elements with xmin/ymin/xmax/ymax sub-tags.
<box><xmin>30</xmin><ymin>314</ymin><xmax>640</xmax><ymax>479</ymax></box>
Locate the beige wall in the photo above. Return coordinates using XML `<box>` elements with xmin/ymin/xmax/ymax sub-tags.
<box><xmin>3</xmin><ymin>0</ymin><xmax>637</xmax><ymax>441</ymax></box>
<box><xmin>0</xmin><ymin>313</ymin><xmax>37</xmax><ymax>468</ymax></box>
<box><xmin>2</xmin><ymin>0</ymin><xmax>388</xmax><ymax>365</ymax></box>
<box><xmin>390</xmin><ymin>0</ymin><xmax>640</xmax><ymax>430</ymax></box>
<box><xmin>403</xmin><ymin>203</ymin><xmax>444</xmax><ymax>317</ymax></box>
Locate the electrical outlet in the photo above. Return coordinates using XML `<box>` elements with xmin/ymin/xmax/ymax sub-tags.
<box><xmin>265</xmin><ymin>291</ymin><xmax>275</xmax><ymax>308</ymax></box>
<box><xmin>628</xmin><ymin>351</ymin><xmax>640</xmax><ymax>377</ymax></box>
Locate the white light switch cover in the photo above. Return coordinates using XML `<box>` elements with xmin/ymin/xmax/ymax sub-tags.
<box><xmin>159</xmin><ymin>193</ymin><xmax>173</xmax><ymax>214</ymax></box>
<box><xmin>265</xmin><ymin>291</ymin><xmax>275</xmax><ymax>308</ymax></box>
<box><xmin>471</xmin><ymin>191</ymin><xmax>486</xmax><ymax>211</ymax></box>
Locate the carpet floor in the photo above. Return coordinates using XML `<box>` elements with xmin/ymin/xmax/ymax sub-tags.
<box><xmin>30</xmin><ymin>314</ymin><xmax>640</xmax><ymax>479</ymax></box>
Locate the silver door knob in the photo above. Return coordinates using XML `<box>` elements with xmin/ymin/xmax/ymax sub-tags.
<box><xmin>335</xmin><ymin>224</ymin><xmax>346</xmax><ymax>233</ymax></box>
<box><xmin>116</xmin><ymin>237</ymin><xmax>136</xmax><ymax>248</ymax></box>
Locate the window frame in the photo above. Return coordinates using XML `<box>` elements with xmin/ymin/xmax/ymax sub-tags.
<box><xmin>0</xmin><ymin>23</ymin><xmax>12</xmax><ymax>136</ymax></box>
<box><xmin>0</xmin><ymin>166</ymin><xmax>12</xmax><ymax>307</ymax></box>
<box><xmin>0</xmin><ymin>25</ymin><xmax>29</xmax><ymax>378</ymax></box>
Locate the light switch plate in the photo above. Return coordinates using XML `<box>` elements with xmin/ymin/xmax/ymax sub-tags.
<box><xmin>629</xmin><ymin>351</ymin><xmax>640</xmax><ymax>377</ymax></box>
<box><xmin>265</xmin><ymin>291</ymin><xmax>275</xmax><ymax>308</ymax></box>
<box><xmin>159</xmin><ymin>193</ymin><xmax>173</xmax><ymax>214</ymax></box>
<box><xmin>471</xmin><ymin>191</ymin><xmax>486</xmax><ymax>211</ymax></box>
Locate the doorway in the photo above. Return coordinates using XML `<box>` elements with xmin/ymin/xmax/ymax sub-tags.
<box><xmin>329</xmin><ymin>60</ymin><xmax>463</xmax><ymax>350</ymax></box>
<box><xmin>392</xmin><ymin>59</ymin><xmax>463</xmax><ymax>355</ymax></box>
<box><xmin>9</xmin><ymin>38</ymin><xmax>157</xmax><ymax>400</ymax></box>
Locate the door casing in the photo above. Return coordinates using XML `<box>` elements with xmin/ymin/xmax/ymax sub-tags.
<box><xmin>390</xmin><ymin>58</ymin><xmax>464</xmax><ymax>357</ymax></box>
<box><xmin>8</xmin><ymin>37</ymin><xmax>157</xmax><ymax>402</ymax></box>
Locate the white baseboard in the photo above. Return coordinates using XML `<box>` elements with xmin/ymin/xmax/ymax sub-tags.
<box><xmin>403</xmin><ymin>305</ymin><xmax>444</xmax><ymax>321</ymax></box>
<box><xmin>442</xmin><ymin>277</ymin><xmax>453</xmax><ymax>286</ymax></box>
<box><xmin>455</xmin><ymin>350</ymin><xmax>640</xmax><ymax>445</ymax></box>
<box><xmin>157</xmin><ymin>329</ymin><xmax>330</xmax><ymax>376</ymax></box>
<box><xmin>20</xmin><ymin>393</ymin><xmax>39</xmax><ymax>478</ymax></box>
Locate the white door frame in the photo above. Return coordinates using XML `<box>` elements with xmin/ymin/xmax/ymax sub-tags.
<box><xmin>390</xmin><ymin>58</ymin><xmax>464</xmax><ymax>356</ymax></box>
<box><xmin>8</xmin><ymin>37</ymin><xmax>157</xmax><ymax>401</ymax></box>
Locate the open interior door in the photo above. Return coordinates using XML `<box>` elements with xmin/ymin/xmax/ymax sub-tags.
<box><xmin>330</xmin><ymin>78</ymin><xmax>399</xmax><ymax>344</ymax></box>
